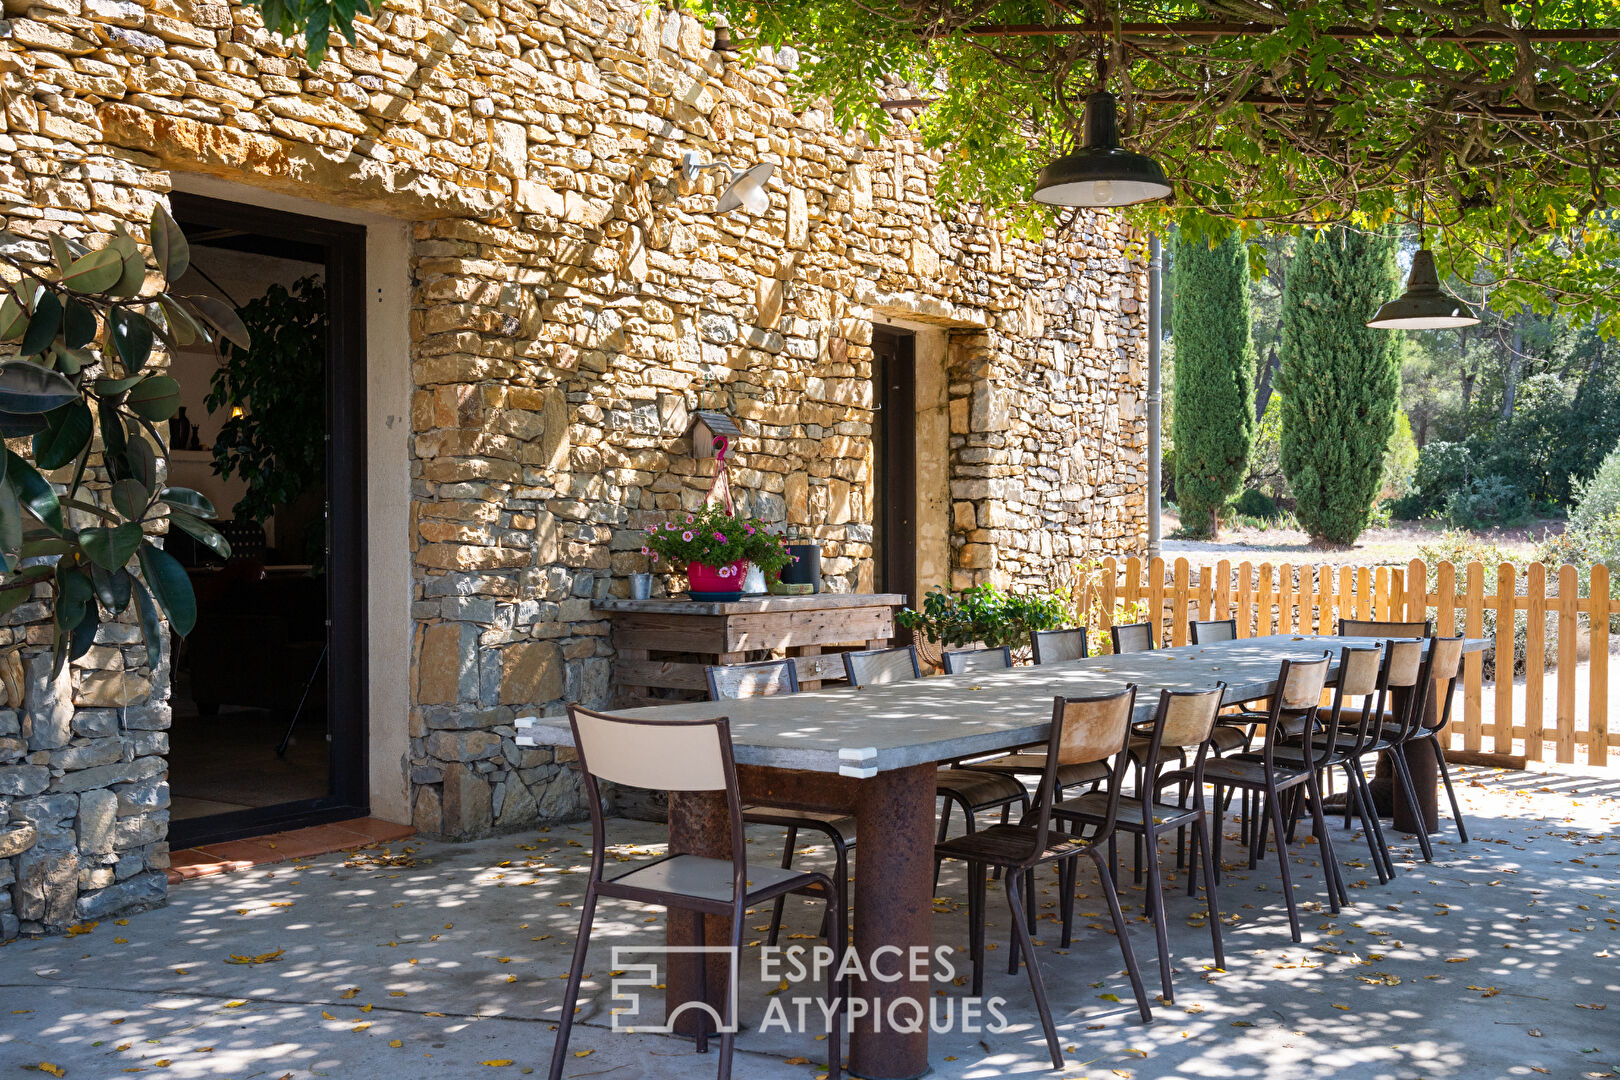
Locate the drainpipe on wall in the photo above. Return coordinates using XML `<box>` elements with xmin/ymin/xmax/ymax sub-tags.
<box><xmin>1146</xmin><ymin>233</ymin><xmax>1163</xmax><ymax>561</ymax></box>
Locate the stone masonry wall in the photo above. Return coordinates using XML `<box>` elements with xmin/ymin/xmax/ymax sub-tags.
<box><xmin>0</xmin><ymin>0</ymin><xmax>1148</xmax><ymax>932</ymax></box>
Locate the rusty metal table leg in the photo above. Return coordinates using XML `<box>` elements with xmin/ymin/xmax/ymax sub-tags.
<box><xmin>1368</xmin><ymin>685</ymin><xmax>1441</xmax><ymax>835</ymax></box>
<box><xmin>666</xmin><ymin>789</ymin><xmax>732</xmax><ymax>1040</ymax></box>
<box><xmin>849</xmin><ymin>763</ymin><xmax>936</xmax><ymax>1080</ymax></box>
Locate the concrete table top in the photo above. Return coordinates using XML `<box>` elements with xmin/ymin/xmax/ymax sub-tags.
<box><xmin>518</xmin><ymin>634</ymin><xmax>1489</xmax><ymax>778</ymax></box>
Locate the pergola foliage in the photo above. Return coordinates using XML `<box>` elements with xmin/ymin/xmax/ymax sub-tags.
<box><xmin>704</xmin><ymin>1</ymin><xmax>1620</xmax><ymax>332</ymax></box>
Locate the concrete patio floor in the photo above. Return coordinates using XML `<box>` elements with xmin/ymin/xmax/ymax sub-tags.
<box><xmin>2</xmin><ymin>765</ymin><xmax>1617</xmax><ymax>1080</ymax></box>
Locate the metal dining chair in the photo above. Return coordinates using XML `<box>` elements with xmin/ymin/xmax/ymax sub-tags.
<box><xmin>1412</xmin><ymin>635</ymin><xmax>1470</xmax><ymax>844</ymax></box>
<box><xmin>1339</xmin><ymin>618</ymin><xmax>1434</xmax><ymax>638</ymax></box>
<box><xmin>1031</xmin><ymin>627</ymin><xmax>1088</xmax><ymax>664</ymax></box>
<box><xmin>937</xmin><ymin>644</ymin><xmax>1111</xmax><ymax>801</ymax></box>
<box><xmin>1164</xmin><ymin>652</ymin><xmax>1339</xmax><ymax>941</ymax></box>
<box><xmin>1111</xmin><ymin>621</ymin><xmax>1155</xmax><ymax>654</ymax></box>
<box><xmin>706</xmin><ymin>658</ymin><xmax>853</xmax><ymax>947</ymax></box>
<box><xmin>840</xmin><ymin>646</ymin><xmax>1029</xmax><ymax>876</ymax></box>
<box><xmin>549</xmin><ymin>705</ymin><xmax>843</xmax><ymax>1080</ymax></box>
<box><xmin>936</xmin><ymin>687</ymin><xmax>1152</xmax><ymax>1070</ymax></box>
<box><xmin>1365</xmin><ymin>635</ymin><xmax>1466</xmax><ymax>861</ymax></box>
<box><xmin>1053</xmin><ymin>684</ymin><xmax>1228</xmax><ymax>1002</ymax></box>
<box><xmin>1188</xmin><ymin>618</ymin><xmax>1237</xmax><ymax>644</ymax></box>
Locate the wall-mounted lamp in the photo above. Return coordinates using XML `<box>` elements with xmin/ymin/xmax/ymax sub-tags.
<box><xmin>682</xmin><ymin>151</ymin><xmax>774</xmax><ymax>215</ymax></box>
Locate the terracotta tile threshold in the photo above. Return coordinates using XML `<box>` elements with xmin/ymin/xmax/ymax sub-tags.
<box><xmin>166</xmin><ymin>817</ymin><xmax>415</xmax><ymax>884</ymax></box>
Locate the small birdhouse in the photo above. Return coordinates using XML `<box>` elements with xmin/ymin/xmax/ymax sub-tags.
<box><xmin>689</xmin><ymin>409</ymin><xmax>741</xmax><ymax>460</ymax></box>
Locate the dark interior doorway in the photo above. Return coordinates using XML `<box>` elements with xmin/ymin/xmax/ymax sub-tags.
<box><xmin>872</xmin><ymin>326</ymin><xmax>917</xmax><ymax>605</ymax></box>
<box><xmin>165</xmin><ymin>193</ymin><xmax>369</xmax><ymax>848</ymax></box>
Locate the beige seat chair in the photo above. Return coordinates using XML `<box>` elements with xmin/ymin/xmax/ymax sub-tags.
<box><xmin>1370</xmin><ymin>635</ymin><xmax>1465</xmax><ymax>861</ymax></box>
<box><xmin>936</xmin><ymin>688</ymin><xmax>1152</xmax><ymax>1071</ymax></box>
<box><xmin>1188</xmin><ymin>618</ymin><xmax>1237</xmax><ymax>644</ymax></box>
<box><xmin>840</xmin><ymin>646</ymin><xmax>1029</xmax><ymax>873</ymax></box>
<box><xmin>1053</xmin><ymin>684</ymin><xmax>1228</xmax><ymax>1003</ymax></box>
<box><xmin>937</xmin><ymin>644</ymin><xmax>1110</xmax><ymax>799</ymax></box>
<box><xmin>1339</xmin><ymin>617</ymin><xmax>1434</xmax><ymax>638</ymax></box>
<box><xmin>549</xmin><ymin>705</ymin><xmax>842</xmax><ymax>1080</ymax></box>
<box><xmin>1031</xmin><ymin>627</ymin><xmax>1088</xmax><ymax>664</ymax></box>
<box><xmin>705</xmin><ymin>658</ymin><xmax>853</xmax><ymax>948</ymax></box>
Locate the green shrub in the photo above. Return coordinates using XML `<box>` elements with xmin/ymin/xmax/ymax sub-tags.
<box><xmin>1382</xmin><ymin>410</ymin><xmax>1419</xmax><ymax>500</ymax></box>
<box><xmin>1409</xmin><ymin>440</ymin><xmax>1473</xmax><ymax>514</ymax></box>
<box><xmin>896</xmin><ymin>583</ymin><xmax>1068</xmax><ymax>652</ymax></box>
<box><xmin>1415</xmin><ymin>531</ymin><xmax>1549</xmax><ymax>675</ymax></box>
<box><xmin>1443</xmin><ymin>475</ymin><xmax>1531</xmax><ymax>529</ymax></box>
<box><xmin>1567</xmin><ymin>441</ymin><xmax>1620</xmax><ymax>537</ymax></box>
<box><xmin>1231</xmin><ymin>488</ymin><xmax>1278</xmax><ymax>519</ymax></box>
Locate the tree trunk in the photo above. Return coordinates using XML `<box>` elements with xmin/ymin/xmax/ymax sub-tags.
<box><xmin>1500</xmin><ymin>315</ymin><xmax>1523</xmax><ymax>420</ymax></box>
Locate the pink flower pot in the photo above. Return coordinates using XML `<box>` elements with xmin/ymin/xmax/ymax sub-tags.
<box><xmin>687</xmin><ymin>559</ymin><xmax>748</xmax><ymax>598</ymax></box>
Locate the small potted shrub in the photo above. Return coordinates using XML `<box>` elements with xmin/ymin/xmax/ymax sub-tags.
<box><xmin>642</xmin><ymin>504</ymin><xmax>791</xmax><ymax>600</ymax></box>
<box><xmin>897</xmin><ymin>583</ymin><xmax>1068</xmax><ymax>668</ymax></box>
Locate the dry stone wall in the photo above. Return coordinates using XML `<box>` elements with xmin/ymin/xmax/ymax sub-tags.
<box><xmin>0</xmin><ymin>0</ymin><xmax>1147</xmax><ymax>932</ymax></box>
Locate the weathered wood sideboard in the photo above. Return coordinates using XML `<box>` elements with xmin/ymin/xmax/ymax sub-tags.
<box><xmin>595</xmin><ymin>593</ymin><xmax>906</xmax><ymax>704</ymax></box>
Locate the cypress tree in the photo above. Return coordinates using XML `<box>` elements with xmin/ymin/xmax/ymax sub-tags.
<box><xmin>1171</xmin><ymin>230</ymin><xmax>1257</xmax><ymax>537</ymax></box>
<box><xmin>1277</xmin><ymin>227</ymin><xmax>1402</xmax><ymax>546</ymax></box>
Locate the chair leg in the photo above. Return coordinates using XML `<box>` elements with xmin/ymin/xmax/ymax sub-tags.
<box><xmin>1089</xmin><ymin>846</ymin><xmax>1152</xmax><ymax>1023</ymax></box>
<box><xmin>934</xmin><ymin>798</ymin><xmax>954</xmax><ymax>891</ymax></box>
<box><xmin>1431</xmin><ymin>734</ymin><xmax>1470</xmax><ymax>842</ymax></box>
<box><xmin>1142</xmin><ymin>824</ymin><xmax>1173</xmax><ymax>1003</ymax></box>
<box><xmin>1250</xmin><ymin>790</ymin><xmax>1269</xmax><ymax>870</ymax></box>
<box><xmin>1211</xmin><ymin>783</ymin><xmax>1225</xmax><ymax>883</ymax></box>
<box><xmin>546</xmin><ymin>888</ymin><xmax>600</xmax><ymax>1080</ymax></box>
<box><xmin>1302</xmin><ymin>769</ymin><xmax>1346</xmax><ymax>911</ymax></box>
<box><xmin>1351</xmin><ymin>757</ymin><xmax>1396</xmax><ymax>878</ymax></box>
<box><xmin>1059</xmin><ymin>854</ymin><xmax>1077</xmax><ymax>949</ymax></box>
<box><xmin>1388</xmin><ymin>747</ymin><xmax>1436</xmax><ymax>862</ymax></box>
<box><xmin>969</xmin><ymin>861</ymin><xmax>988</xmax><ymax>998</ymax></box>
<box><xmin>1008</xmin><ymin>869</ymin><xmax>1035</xmax><ymax>976</ymax></box>
<box><xmin>768</xmin><ymin>826</ymin><xmax>799</xmax><ymax>948</ymax></box>
<box><xmin>1343</xmin><ymin>761</ymin><xmax>1389</xmax><ymax>885</ymax></box>
<box><xmin>1006</xmin><ymin>867</ymin><xmax>1064</xmax><ymax>1070</ymax></box>
<box><xmin>717</xmin><ymin>900</ymin><xmax>746</xmax><ymax>1080</ymax></box>
<box><xmin>1266</xmin><ymin>785</ymin><xmax>1303</xmax><ymax>942</ymax></box>
<box><xmin>1194</xmin><ymin>811</ymin><xmax>1226</xmax><ymax>970</ymax></box>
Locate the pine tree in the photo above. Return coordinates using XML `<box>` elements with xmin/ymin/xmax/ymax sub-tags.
<box><xmin>1277</xmin><ymin>227</ymin><xmax>1402</xmax><ymax>546</ymax></box>
<box><xmin>1171</xmin><ymin>230</ymin><xmax>1257</xmax><ymax>538</ymax></box>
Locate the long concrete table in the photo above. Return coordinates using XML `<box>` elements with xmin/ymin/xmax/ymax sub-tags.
<box><xmin>524</xmin><ymin>633</ymin><xmax>1487</xmax><ymax>1079</ymax></box>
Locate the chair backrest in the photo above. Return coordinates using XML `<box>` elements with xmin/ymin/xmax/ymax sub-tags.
<box><xmin>1278</xmin><ymin>653</ymin><xmax>1333</xmax><ymax>709</ymax></box>
<box><xmin>942</xmin><ymin>646</ymin><xmax>1013</xmax><ymax>675</ymax></box>
<box><xmin>1318</xmin><ymin>645</ymin><xmax>1384</xmax><ymax>763</ymax></box>
<box><xmin>1422</xmin><ymin>635</ymin><xmax>1467</xmax><ymax>735</ymax></box>
<box><xmin>1023</xmin><ymin>687</ymin><xmax>1139</xmax><ymax>855</ymax></box>
<box><xmin>706</xmin><ymin>657</ymin><xmax>800</xmax><ymax>701</ymax></box>
<box><xmin>843</xmin><ymin>645</ymin><xmax>922</xmax><ymax>687</ymax></box>
<box><xmin>567</xmin><ymin>704</ymin><xmax>745</xmax><ymax>890</ymax></box>
<box><xmin>1031</xmin><ymin>627</ymin><xmax>1088</xmax><ymax>665</ymax></box>
<box><xmin>1339</xmin><ymin>618</ymin><xmax>1433</xmax><ymax>638</ymax></box>
<box><xmin>1111</xmin><ymin>621</ymin><xmax>1155</xmax><ymax>654</ymax></box>
<box><xmin>1189</xmin><ymin>618</ymin><xmax>1237</xmax><ymax>644</ymax></box>
<box><xmin>1382</xmin><ymin>638</ymin><xmax>1427</xmax><ymax>689</ymax></box>
<box><xmin>1158</xmin><ymin>684</ymin><xmax>1228</xmax><ymax>749</ymax></box>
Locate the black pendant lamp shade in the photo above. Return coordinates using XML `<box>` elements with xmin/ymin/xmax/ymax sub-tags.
<box><xmin>1034</xmin><ymin>91</ymin><xmax>1173</xmax><ymax>207</ymax></box>
<box><xmin>1366</xmin><ymin>248</ymin><xmax>1481</xmax><ymax>330</ymax></box>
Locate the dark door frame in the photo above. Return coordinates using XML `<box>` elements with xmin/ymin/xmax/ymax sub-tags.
<box><xmin>167</xmin><ymin>192</ymin><xmax>370</xmax><ymax>847</ymax></box>
<box><xmin>872</xmin><ymin>326</ymin><xmax>917</xmax><ymax>612</ymax></box>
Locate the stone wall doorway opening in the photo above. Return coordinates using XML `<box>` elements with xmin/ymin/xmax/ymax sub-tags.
<box><xmin>164</xmin><ymin>193</ymin><xmax>370</xmax><ymax>848</ymax></box>
<box><xmin>872</xmin><ymin>326</ymin><xmax>918</xmax><ymax>609</ymax></box>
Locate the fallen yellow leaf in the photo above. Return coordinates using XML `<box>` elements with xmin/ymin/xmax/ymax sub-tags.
<box><xmin>226</xmin><ymin>948</ymin><xmax>285</xmax><ymax>965</ymax></box>
<box><xmin>37</xmin><ymin>1065</ymin><xmax>66</xmax><ymax>1078</ymax></box>
<box><xmin>483</xmin><ymin>1061</ymin><xmax>515</xmax><ymax>1067</ymax></box>
<box><xmin>389</xmin><ymin>1040</ymin><xmax>403</xmax><ymax>1048</ymax></box>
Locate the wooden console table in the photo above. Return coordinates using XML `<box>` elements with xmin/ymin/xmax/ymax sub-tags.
<box><xmin>596</xmin><ymin>593</ymin><xmax>906</xmax><ymax>705</ymax></box>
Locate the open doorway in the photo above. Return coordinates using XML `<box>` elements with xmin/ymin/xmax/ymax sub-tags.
<box><xmin>872</xmin><ymin>326</ymin><xmax>917</xmax><ymax>601</ymax></box>
<box><xmin>164</xmin><ymin>194</ymin><xmax>370</xmax><ymax>847</ymax></box>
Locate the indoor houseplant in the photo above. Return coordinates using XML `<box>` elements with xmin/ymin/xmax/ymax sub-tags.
<box><xmin>642</xmin><ymin>504</ymin><xmax>791</xmax><ymax>599</ymax></box>
<box><xmin>0</xmin><ymin>206</ymin><xmax>240</xmax><ymax>673</ymax></box>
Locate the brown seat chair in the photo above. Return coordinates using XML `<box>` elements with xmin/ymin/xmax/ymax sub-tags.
<box><xmin>1053</xmin><ymin>684</ymin><xmax>1229</xmax><ymax>1002</ymax></box>
<box><xmin>1164</xmin><ymin>652</ymin><xmax>1339</xmax><ymax>941</ymax></box>
<box><xmin>936</xmin><ymin>687</ymin><xmax>1152</xmax><ymax>1070</ymax></box>
<box><xmin>1111</xmin><ymin>621</ymin><xmax>1155</xmax><ymax>654</ymax></box>
<box><xmin>549</xmin><ymin>705</ymin><xmax>842</xmax><ymax>1080</ymax></box>
<box><xmin>706</xmin><ymin>658</ymin><xmax>853</xmax><ymax>947</ymax></box>
<box><xmin>1413</xmin><ymin>635</ymin><xmax>1470</xmax><ymax>845</ymax></box>
<box><xmin>840</xmin><ymin>646</ymin><xmax>1029</xmax><ymax>875</ymax></box>
<box><xmin>1367</xmin><ymin>635</ymin><xmax>1466</xmax><ymax>861</ymax></box>
<box><xmin>1031</xmin><ymin>627</ymin><xmax>1088</xmax><ymax>664</ymax></box>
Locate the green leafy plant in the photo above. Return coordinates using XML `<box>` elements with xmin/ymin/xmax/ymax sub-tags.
<box><xmin>205</xmin><ymin>275</ymin><xmax>327</xmax><ymax>526</ymax></box>
<box><xmin>0</xmin><ymin>207</ymin><xmax>243</xmax><ymax>672</ymax></box>
<box><xmin>641</xmin><ymin>503</ymin><xmax>791</xmax><ymax>573</ymax></box>
<box><xmin>896</xmin><ymin>583</ymin><xmax>1067</xmax><ymax>653</ymax></box>
<box><xmin>244</xmin><ymin>0</ymin><xmax>373</xmax><ymax>67</ymax></box>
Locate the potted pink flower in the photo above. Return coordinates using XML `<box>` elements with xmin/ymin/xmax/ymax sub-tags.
<box><xmin>642</xmin><ymin>504</ymin><xmax>792</xmax><ymax>600</ymax></box>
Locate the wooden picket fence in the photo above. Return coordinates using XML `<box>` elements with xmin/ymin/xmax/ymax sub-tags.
<box><xmin>1083</xmin><ymin>557</ymin><xmax>1616</xmax><ymax>766</ymax></box>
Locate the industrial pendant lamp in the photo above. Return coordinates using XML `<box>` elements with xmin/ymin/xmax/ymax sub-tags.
<box><xmin>1367</xmin><ymin>199</ymin><xmax>1480</xmax><ymax>330</ymax></box>
<box><xmin>1034</xmin><ymin>91</ymin><xmax>1172</xmax><ymax>208</ymax></box>
<box><xmin>682</xmin><ymin>151</ymin><xmax>774</xmax><ymax>216</ymax></box>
